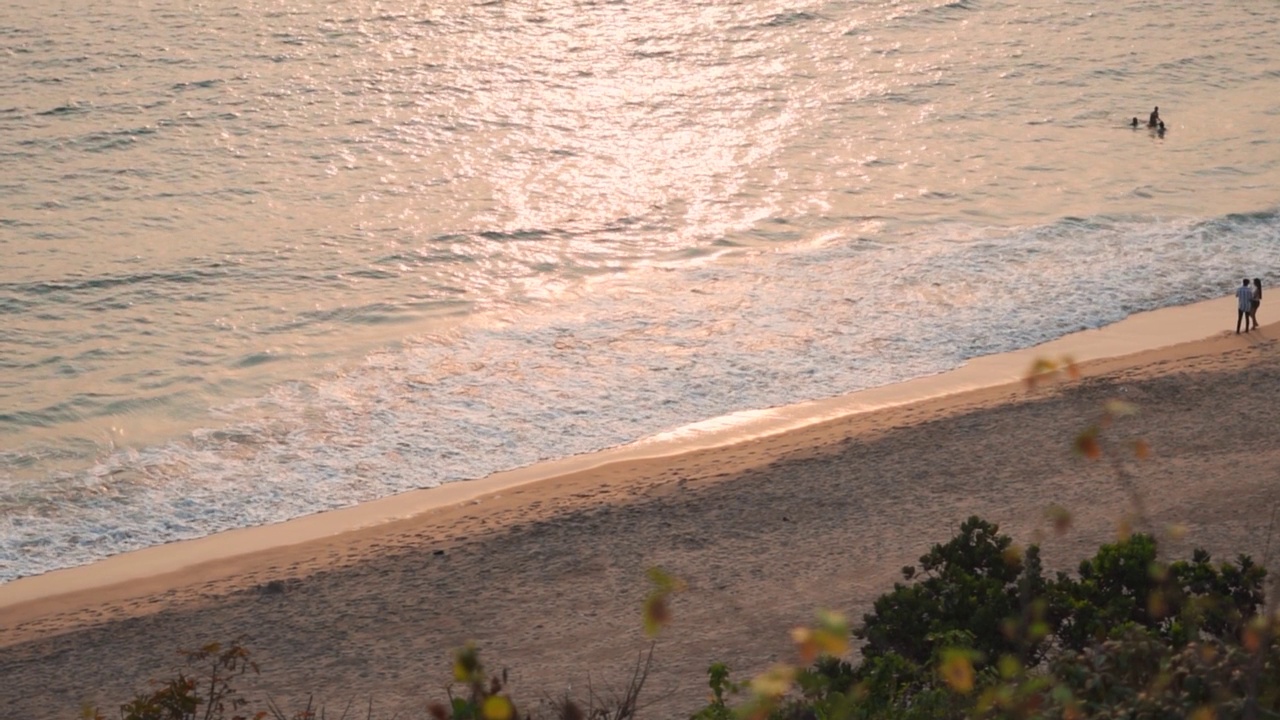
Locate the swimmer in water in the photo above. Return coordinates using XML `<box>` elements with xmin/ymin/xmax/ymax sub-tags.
<box><xmin>1148</xmin><ymin>106</ymin><xmax>1160</xmax><ymax>128</ymax></box>
<box><xmin>1157</xmin><ymin>120</ymin><xmax>1166</xmax><ymax>137</ymax></box>
<box><xmin>1131</xmin><ymin>117</ymin><xmax>1140</xmax><ymax>128</ymax></box>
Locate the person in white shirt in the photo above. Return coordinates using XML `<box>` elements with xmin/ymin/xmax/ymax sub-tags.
<box><xmin>1236</xmin><ymin>278</ymin><xmax>1254</xmax><ymax>334</ymax></box>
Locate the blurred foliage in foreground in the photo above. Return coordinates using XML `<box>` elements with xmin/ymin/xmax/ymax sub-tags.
<box><xmin>84</xmin><ymin>517</ymin><xmax>1279</xmax><ymax>720</ymax></box>
<box><xmin>86</xmin><ymin>357</ymin><xmax>1280</xmax><ymax>718</ymax></box>
<box><xmin>694</xmin><ymin>516</ymin><xmax>1276</xmax><ymax>720</ymax></box>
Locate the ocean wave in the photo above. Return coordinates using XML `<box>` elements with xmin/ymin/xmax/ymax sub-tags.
<box><xmin>3</xmin><ymin>208</ymin><xmax>1279</xmax><ymax>582</ymax></box>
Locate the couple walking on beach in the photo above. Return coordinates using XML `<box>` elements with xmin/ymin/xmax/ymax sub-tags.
<box><xmin>1236</xmin><ymin>277</ymin><xmax>1263</xmax><ymax>333</ymax></box>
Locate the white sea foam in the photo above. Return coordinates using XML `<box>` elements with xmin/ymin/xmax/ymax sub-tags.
<box><xmin>4</xmin><ymin>212</ymin><xmax>1280</xmax><ymax>581</ymax></box>
<box><xmin>3</xmin><ymin>0</ymin><xmax>1280</xmax><ymax>581</ymax></box>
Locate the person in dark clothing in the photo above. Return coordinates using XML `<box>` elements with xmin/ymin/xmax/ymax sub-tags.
<box><xmin>1148</xmin><ymin>106</ymin><xmax>1160</xmax><ymax>128</ymax></box>
<box><xmin>1249</xmin><ymin>278</ymin><xmax>1263</xmax><ymax>330</ymax></box>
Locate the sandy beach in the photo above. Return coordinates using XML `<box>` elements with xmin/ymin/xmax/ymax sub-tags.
<box><xmin>4</xmin><ymin>297</ymin><xmax>1280</xmax><ymax>719</ymax></box>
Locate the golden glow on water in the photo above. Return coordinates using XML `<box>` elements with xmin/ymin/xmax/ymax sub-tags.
<box><xmin>7</xmin><ymin>0</ymin><xmax>1280</xmax><ymax>509</ymax></box>
<box><xmin>442</xmin><ymin>1</ymin><xmax>794</xmax><ymax>250</ymax></box>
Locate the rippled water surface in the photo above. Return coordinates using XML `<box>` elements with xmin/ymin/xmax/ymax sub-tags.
<box><xmin>2</xmin><ymin>0</ymin><xmax>1279</xmax><ymax>580</ymax></box>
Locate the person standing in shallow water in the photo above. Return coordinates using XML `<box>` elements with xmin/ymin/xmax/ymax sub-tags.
<box><xmin>1237</xmin><ymin>278</ymin><xmax>1254</xmax><ymax>333</ymax></box>
<box><xmin>1249</xmin><ymin>278</ymin><xmax>1263</xmax><ymax>330</ymax></box>
<box><xmin>1148</xmin><ymin>106</ymin><xmax>1160</xmax><ymax>128</ymax></box>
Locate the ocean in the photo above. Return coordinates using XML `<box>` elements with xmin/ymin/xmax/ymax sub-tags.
<box><xmin>2</xmin><ymin>0</ymin><xmax>1278</xmax><ymax>583</ymax></box>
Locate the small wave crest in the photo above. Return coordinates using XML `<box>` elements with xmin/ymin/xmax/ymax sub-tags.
<box><xmin>4</xmin><ymin>209</ymin><xmax>1279</xmax><ymax>582</ymax></box>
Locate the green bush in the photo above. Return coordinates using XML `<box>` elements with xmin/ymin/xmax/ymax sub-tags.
<box><xmin>92</xmin><ymin>518</ymin><xmax>1275</xmax><ymax>720</ymax></box>
<box><xmin>691</xmin><ymin>516</ymin><xmax>1273</xmax><ymax>720</ymax></box>
<box><xmin>1046</xmin><ymin>629</ymin><xmax>1280</xmax><ymax>718</ymax></box>
<box><xmin>1050</xmin><ymin>536</ymin><xmax>1265</xmax><ymax>651</ymax></box>
<box><xmin>85</xmin><ymin>640</ymin><xmax>261</xmax><ymax>720</ymax></box>
<box><xmin>855</xmin><ymin>517</ymin><xmax>1049</xmax><ymax>673</ymax></box>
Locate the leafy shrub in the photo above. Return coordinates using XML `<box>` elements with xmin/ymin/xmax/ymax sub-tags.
<box><xmin>855</xmin><ymin>516</ymin><xmax>1050</xmax><ymax>672</ymax></box>
<box><xmin>692</xmin><ymin>516</ymin><xmax>1273</xmax><ymax>720</ymax></box>
<box><xmin>84</xmin><ymin>640</ymin><xmax>261</xmax><ymax>720</ymax></box>
<box><xmin>90</xmin><ymin>520</ymin><xmax>1274</xmax><ymax>720</ymax></box>
<box><xmin>1050</xmin><ymin>535</ymin><xmax>1266</xmax><ymax>651</ymax></box>
<box><xmin>1046</xmin><ymin>628</ymin><xmax>1280</xmax><ymax>718</ymax></box>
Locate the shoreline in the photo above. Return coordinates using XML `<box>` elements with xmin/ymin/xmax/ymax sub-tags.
<box><xmin>0</xmin><ymin>294</ymin><xmax>1246</xmax><ymax>616</ymax></box>
<box><xmin>5</xmin><ymin>293</ymin><xmax>1280</xmax><ymax>718</ymax></box>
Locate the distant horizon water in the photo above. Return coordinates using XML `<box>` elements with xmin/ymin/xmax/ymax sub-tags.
<box><xmin>3</xmin><ymin>0</ymin><xmax>1279</xmax><ymax>582</ymax></box>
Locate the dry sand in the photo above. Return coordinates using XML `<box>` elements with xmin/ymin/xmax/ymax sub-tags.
<box><xmin>4</xmin><ymin>298</ymin><xmax>1280</xmax><ymax>718</ymax></box>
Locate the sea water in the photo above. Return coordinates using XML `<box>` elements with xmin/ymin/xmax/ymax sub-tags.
<box><xmin>2</xmin><ymin>0</ymin><xmax>1278</xmax><ymax>582</ymax></box>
